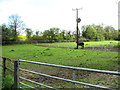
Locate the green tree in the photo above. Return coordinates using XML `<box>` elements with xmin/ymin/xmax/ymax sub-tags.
<box><xmin>94</xmin><ymin>25</ymin><xmax>105</xmax><ymax>40</ymax></box>
<box><xmin>35</xmin><ymin>31</ymin><xmax>40</xmax><ymax>36</ymax></box>
<box><xmin>1</xmin><ymin>24</ymin><xmax>13</xmax><ymax>44</ymax></box>
<box><xmin>54</xmin><ymin>28</ymin><xmax>60</xmax><ymax>41</ymax></box>
<box><xmin>43</xmin><ymin>30</ymin><xmax>49</xmax><ymax>40</ymax></box>
<box><xmin>104</xmin><ymin>26</ymin><xmax>115</xmax><ymax>40</ymax></box>
<box><xmin>32</xmin><ymin>31</ymin><xmax>43</xmax><ymax>42</ymax></box>
<box><xmin>112</xmin><ymin>30</ymin><xmax>118</xmax><ymax>40</ymax></box>
<box><xmin>8</xmin><ymin>14</ymin><xmax>25</xmax><ymax>41</ymax></box>
<box><xmin>49</xmin><ymin>28</ymin><xmax>55</xmax><ymax>42</ymax></box>
<box><xmin>25</xmin><ymin>28</ymin><xmax>33</xmax><ymax>40</ymax></box>
<box><xmin>58</xmin><ymin>30</ymin><xmax>66</xmax><ymax>41</ymax></box>
<box><xmin>82</xmin><ymin>25</ymin><xmax>87</xmax><ymax>38</ymax></box>
<box><xmin>66</xmin><ymin>31</ymin><xmax>72</xmax><ymax>40</ymax></box>
<box><xmin>42</xmin><ymin>29</ymin><xmax>54</xmax><ymax>42</ymax></box>
<box><xmin>82</xmin><ymin>25</ymin><xmax>97</xmax><ymax>40</ymax></box>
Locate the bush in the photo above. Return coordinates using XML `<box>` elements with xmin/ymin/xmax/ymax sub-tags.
<box><xmin>78</xmin><ymin>37</ymin><xmax>90</xmax><ymax>42</ymax></box>
<box><xmin>2</xmin><ymin>73</ymin><xmax>14</xmax><ymax>89</ymax></box>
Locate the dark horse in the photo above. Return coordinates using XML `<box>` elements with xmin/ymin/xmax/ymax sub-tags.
<box><xmin>75</xmin><ymin>40</ymin><xmax>84</xmax><ymax>49</ymax></box>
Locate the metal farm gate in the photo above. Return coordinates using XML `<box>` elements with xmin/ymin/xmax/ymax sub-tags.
<box><xmin>18</xmin><ymin>59</ymin><xmax>120</xmax><ymax>90</ymax></box>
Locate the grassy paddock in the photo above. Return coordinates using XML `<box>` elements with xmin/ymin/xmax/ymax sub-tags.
<box><xmin>2</xmin><ymin>43</ymin><xmax>118</xmax><ymax>71</ymax></box>
<box><xmin>2</xmin><ymin>41</ymin><xmax>119</xmax><ymax>88</ymax></box>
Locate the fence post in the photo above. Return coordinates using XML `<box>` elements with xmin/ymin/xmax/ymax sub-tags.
<box><xmin>3</xmin><ymin>57</ymin><xmax>6</xmax><ymax>77</ymax></box>
<box><xmin>14</xmin><ymin>61</ymin><xmax>18</xmax><ymax>88</ymax></box>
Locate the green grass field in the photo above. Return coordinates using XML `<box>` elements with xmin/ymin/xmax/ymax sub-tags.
<box><xmin>2</xmin><ymin>41</ymin><xmax>119</xmax><ymax>88</ymax></box>
<box><xmin>2</xmin><ymin>41</ymin><xmax>119</xmax><ymax>71</ymax></box>
<box><xmin>36</xmin><ymin>40</ymin><xmax>119</xmax><ymax>48</ymax></box>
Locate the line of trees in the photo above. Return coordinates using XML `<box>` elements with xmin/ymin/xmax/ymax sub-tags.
<box><xmin>82</xmin><ymin>24</ymin><xmax>119</xmax><ymax>41</ymax></box>
<box><xmin>1</xmin><ymin>14</ymin><xmax>119</xmax><ymax>45</ymax></box>
<box><xmin>31</xmin><ymin>28</ymin><xmax>75</xmax><ymax>43</ymax></box>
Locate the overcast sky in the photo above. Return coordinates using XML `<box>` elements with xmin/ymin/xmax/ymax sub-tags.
<box><xmin>0</xmin><ymin>0</ymin><xmax>119</xmax><ymax>35</ymax></box>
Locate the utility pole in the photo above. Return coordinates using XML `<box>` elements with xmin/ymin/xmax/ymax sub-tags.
<box><xmin>72</xmin><ymin>8</ymin><xmax>82</xmax><ymax>49</ymax></box>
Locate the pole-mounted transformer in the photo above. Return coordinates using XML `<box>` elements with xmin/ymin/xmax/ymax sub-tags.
<box><xmin>77</xmin><ymin>18</ymin><xmax>81</xmax><ymax>23</ymax></box>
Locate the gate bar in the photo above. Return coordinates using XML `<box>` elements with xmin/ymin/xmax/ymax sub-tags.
<box><xmin>18</xmin><ymin>59</ymin><xmax>21</xmax><ymax>88</ymax></box>
<box><xmin>73</xmin><ymin>69</ymin><xmax>75</xmax><ymax>88</ymax></box>
<box><xmin>20</xmin><ymin>82</ymin><xmax>36</xmax><ymax>89</ymax></box>
<box><xmin>20</xmin><ymin>76</ymin><xmax>57</xmax><ymax>90</ymax></box>
<box><xmin>20</xmin><ymin>68</ymin><xmax>113</xmax><ymax>90</ymax></box>
<box><xmin>19</xmin><ymin>59</ymin><xmax>120</xmax><ymax>75</ymax></box>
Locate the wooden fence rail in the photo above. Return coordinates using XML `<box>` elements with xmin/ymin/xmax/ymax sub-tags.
<box><xmin>0</xmin><ymin>57</ymin><xmax>19</xmax><ymax>88</ymax></box>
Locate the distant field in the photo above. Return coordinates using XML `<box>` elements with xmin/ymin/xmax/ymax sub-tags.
<box><xmin>37</xmin><ymin>40</ymin><xmax>119</xmax><ymax>48</ymax></box>
<box><xmin>18</xmin><ymin>36</ymin><xmax>27</xmax><ymax>41</ymax></box>
<box><xmin>18</xmin><ymin>36</ymin><xmax>119</xmax><ymax>48</ymax></box>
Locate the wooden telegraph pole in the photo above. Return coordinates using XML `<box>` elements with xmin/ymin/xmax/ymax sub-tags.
<box><xmin>72</xmin><ymin>8</ymin><xmax>82</xmax><ymax>49</ymax></box>
<box><xmin>76</xmin><ymin>9</ymin><xmax>79</xmax><ymax>49</ymax></box>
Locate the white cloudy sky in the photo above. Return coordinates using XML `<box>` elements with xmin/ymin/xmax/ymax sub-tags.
<box><xmin>0</xmin><ymin>0</ymin><xmax>119</xmax><ymax>34</ymax></box>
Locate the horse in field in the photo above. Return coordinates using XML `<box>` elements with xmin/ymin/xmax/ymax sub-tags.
<box><xmin>75</xmin><ymin>40</ymin><xmax>84</xmax><ymax>49</ymax></box>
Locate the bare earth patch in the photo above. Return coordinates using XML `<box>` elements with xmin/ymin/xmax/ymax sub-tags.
<box><xmin>84</xmin><ymin>47</ymin><xmax>119</xmax><ymax>52</ymax></box>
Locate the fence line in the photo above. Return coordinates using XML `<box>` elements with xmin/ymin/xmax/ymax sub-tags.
<box><xmin>1</xmin><ymin>57</ymin><xmax>19</xmax><ymax>88</ymax></box>
<box><xmin>2</xmin><ymin>57</ymin><xmax>14</xmax><ymax>77</ymax></box>
<box><xmin>1</xmin><ymin>57</ymin><xmax>120</xmax><ymax>89</ymax></box>
<box><xmin>19</xmin><ymin>59</ymin><xmax>120</xmax><ymax>90</ymax></box>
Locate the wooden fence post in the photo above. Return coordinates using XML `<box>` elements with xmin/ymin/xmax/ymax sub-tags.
<box><xmin>3</xmin><ymin>57</ymin><xmax>6</xmax><ymax>77</ymax></box>
<box><xmin>14</xmin><ymin>61</ymin><xmax>18</xmax><ymax>88</ymax></box>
